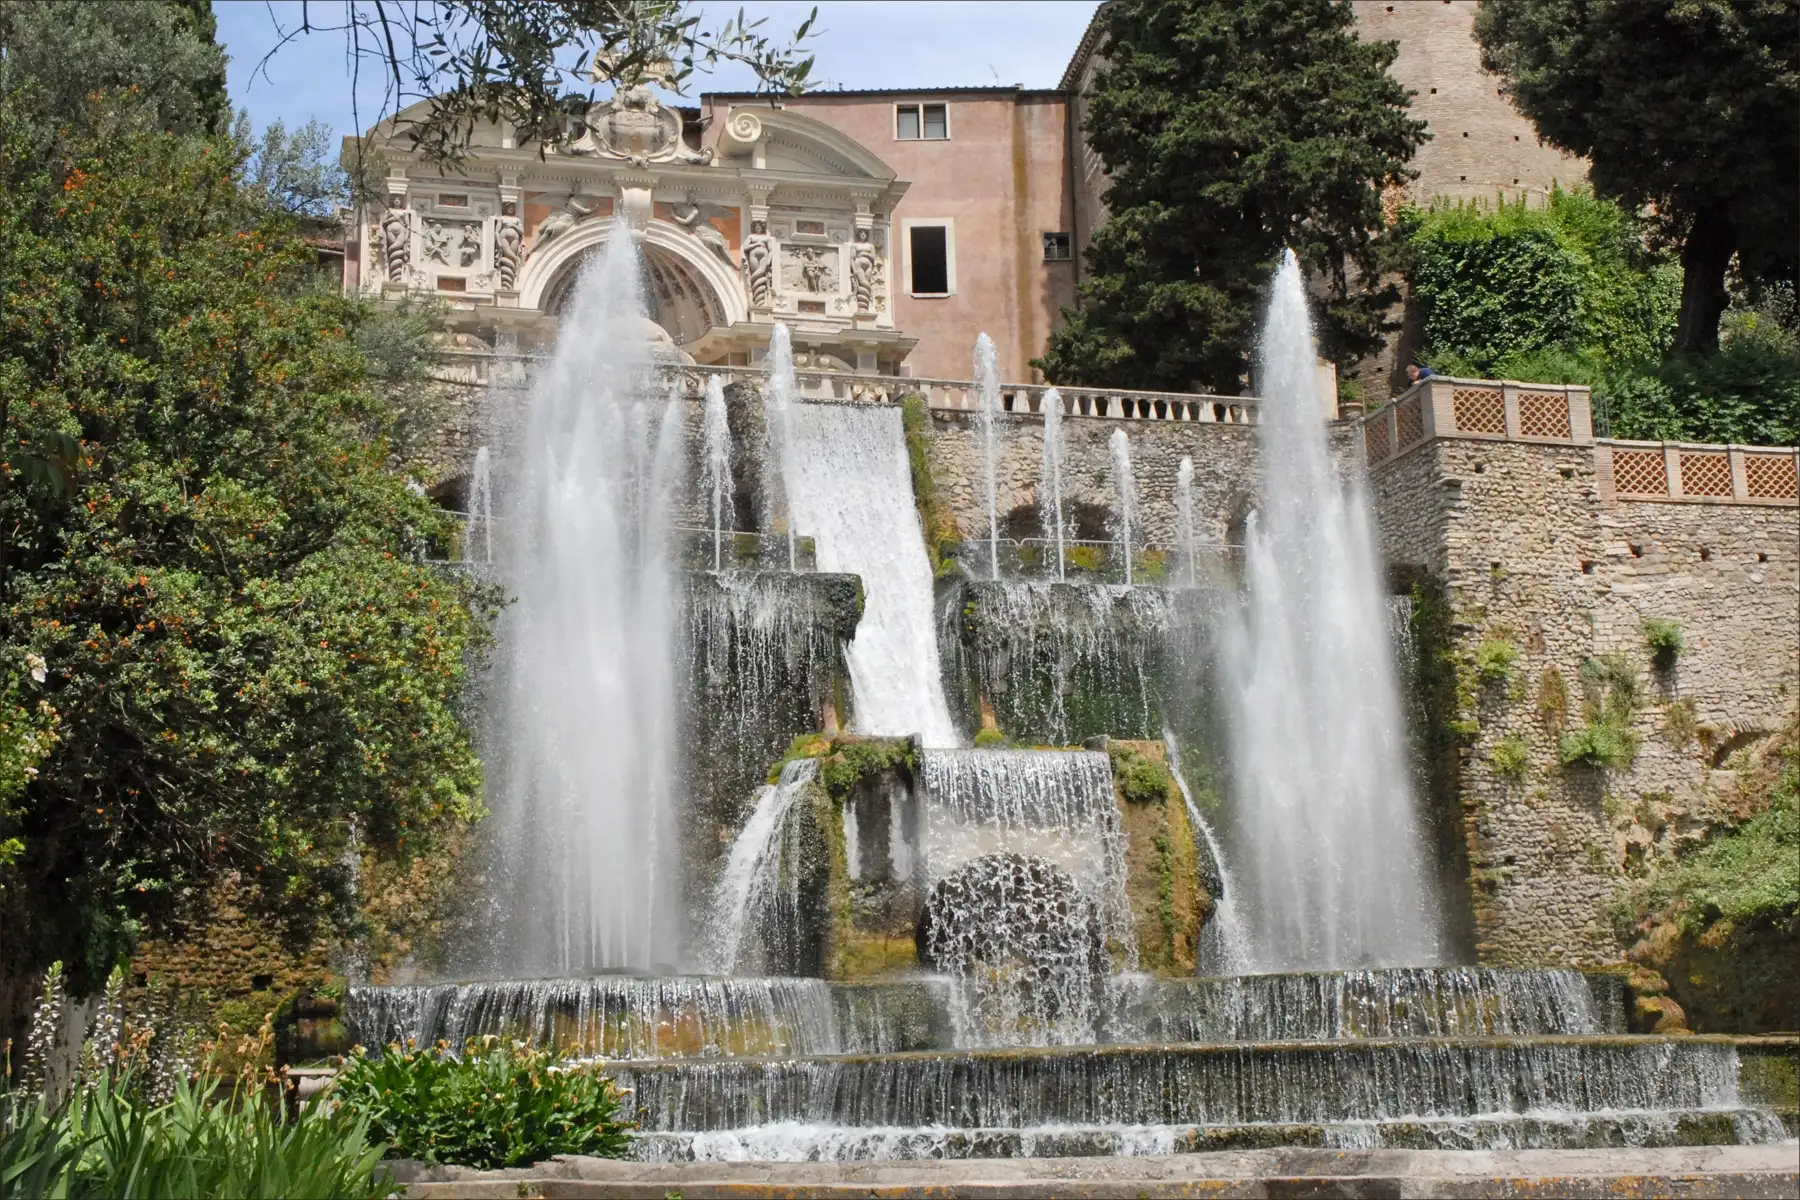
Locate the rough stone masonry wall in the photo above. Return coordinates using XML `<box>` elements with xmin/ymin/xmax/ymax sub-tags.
<box><xmin>1372</xmin><ymin>437</ymin><xmax>1799</xmax><ymax>965</ymax></box>
<box><xmin>926</xmin><ymin>410</ymin><xmax>1369</xmax><ymax>550</ymax></box>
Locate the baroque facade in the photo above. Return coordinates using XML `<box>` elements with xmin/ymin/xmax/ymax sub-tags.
<box><xmin>348</xmin><ymin>2</ymin><xmax>1582</xmax><ymax>383</ymax></box>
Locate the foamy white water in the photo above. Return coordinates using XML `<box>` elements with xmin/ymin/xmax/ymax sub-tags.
<box><xmin>1219</xmin><ymin>251</ymin><xmax>1445</xmax><ymax>970</ymax></box>
<box><xmin>974</xmin><ymin>333</ymin><xmax>1001</xmax><ymax>580</ymax></box>
<box><xmin>1040</xmin><ymin>388</ymin><xmax>1066</xmax><ymax>581</ymax></box>
<box><xmin>786</xmin><ymin>402</ymin><xmax>958</xmax><ymax>746</ymax></box>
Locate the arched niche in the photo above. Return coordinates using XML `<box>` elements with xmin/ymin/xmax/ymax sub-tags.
<box><xmin>521</xmin><ymin>218</ymin><xmax>748</xmax><ymax>347</ymax></box>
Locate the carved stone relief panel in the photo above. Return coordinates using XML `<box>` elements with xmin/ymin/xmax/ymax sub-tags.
<box><xmin>780</xmin><ymin>244</ymin><xmax>839</xmax><ymax>295</ymax></box>
<box><xmin>422</xmin><ymin>218</ymin><xmax>483</xmax><ymax>269</ymax></box>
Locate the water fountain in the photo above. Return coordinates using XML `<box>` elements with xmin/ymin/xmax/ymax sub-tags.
<box><xmin>974</xmin><ymin>333</ymin><xmax>1001</xmax><ymax>581</ymax></box>
<box><xmin>1040</xmin><ymin>387</ymin><xmax>1066</xmax><ymax>581</ymax></box>
<box><xmin>1175</xmin><ymin>455</ymin><xmax>1197</xmax><ymax>588</ymax></box>
<box><xmin>1109</xmin><ymin>428</ymin><xmax>1137</xmax><ymax>586</ymax></box>
<box><xmin>464</xmin><ymin>444</ymin><xmax>493</xmax><ymax>565</ymax></box>
<box><xmin>476</xmin><ymin>225</ymin><xmax>686</xmax><ymax>975</ymax></box>
<box><xmin>345</xmin><ymin>244</ymin><xmax>1791</xmax><ymax>1171</ymax></box>
<box><xmin>762</xmin><ymin>324</ymin><xmax>800</xmax><ymax>571</ymax></box>
<box><xmin>700</xmin><ymin>375</ymin><xmax>733</xmax><ymax>572</ymax></box>
<box><xmin>1218</xmin><ymin>250</ymin><xmax>1445</xmax><ymax>971</ymax></box>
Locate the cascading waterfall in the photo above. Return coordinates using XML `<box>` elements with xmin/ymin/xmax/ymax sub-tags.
<box><xmin>1163</xmin><ymin>729</ymin><xmax>1251</xmax><ymax>975</ymax></box>
<box><xmin>1109</xmin><ymin>428</ymin><xmax>1137</xmax><ymax>586</ymax></box>
<box><xmin>465</xmin><ymin>445</ymin><xmax>493</xmax><ymax>565</ymax></box>
<box><xmin>1220</xmin><ymin>250</ymin><xmax>1444</xmax><ymax>971</ymax></box>
<box><xmin>1175</xmin><ymin>456</ymin><xmax>1197</xmax><ymax>588</ymax></box>
<box><xmin>477</xmin><ymin>227</ymin><xmax>685</xmax><ymax>975</ymax></box>
<box><xmin>701</xmin><ymin>375</ymin><xmax>733</xmax><ymax>572</ymax></box>
<box><xmin>763</xmin><ymin>324</ymin><xmax>799</xmax><ymax>571</ymax></box>
<box><xmin>706</xmin><ymin>759</ymin><xmax>820</xmax><ymax>974</ymax></box>
<box><xmin>1039</xmin><ymin>387</ymin><xmax>1066</xmax><ymax>581</ymax></box>
<box><xmin>974</xmin><ymin>333</ymin><xmax>1001</xmax><ymax>580</ymax></box>
<box><xmin>785</xmin><ymin>402</ymin><xmax>958</xmax><ymax>746</ymax></box>
<box><xmin>917</xmin><ymin>749</ymin><xmax>1135</xmax><ymax>1045</ymax></box>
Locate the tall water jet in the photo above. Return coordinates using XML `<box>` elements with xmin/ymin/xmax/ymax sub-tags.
<box><xmin>1220</xmin><ymin>251</ymin><xmax>1444</xmax><ymax>970</ymax></box>
<box><xmin>479</xmin><ymin>226</ymin><xmax>686</xmax><ymax>974</ymax></box>
<box><xmin>786</xmin><ymin>402</ymin><xmax>958</xmax><ymax>746</ymax></box>
<box><xmin>1175</xmin><ymin>456</ymin><xmax>1197</xmax><ymax>588</ymax></box>
<box><xmin>1163</xmin><ymin>729</ymin><xmax>1251</xmax><ymax>975</ymax></box>
<box><xmin>974</xmin><ymin>333</ymin><xmax>1001</xmax><ymax>581</ymax></box>
<box><xmin>763</xmin><ymin>324</ymin><xmax>799</xmax><ymax>571</ymax></box>
<box><xmin>1039</xmin><ymin>387</ymin><xmax>1066</xmax><ymax>581</ymax></box>
<box><xmin>1109</xmin><ymin>428</ymin><xmax>1138</xmax><ymax>586</ymax></box>
<box><xmin>465</xmin><ymin>445</ymin><xmax>493</xmax><ymax>565</ymax></box>
<box><xmin>701</xmin><ymin>375</ymin><xmax>733</xmax><ymax>572</ymax></box>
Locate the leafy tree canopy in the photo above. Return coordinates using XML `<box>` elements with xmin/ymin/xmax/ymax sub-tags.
<box><xmin>0</xmin><ymin>11</ymin><xmax>496</xmax><ymax>1004</ymax></box>
<box><xmin>258</xmin><ymin>0</ymin><xmax>818</xmax><ymax>167</ymax></box>
<box><xmin>1407</xmin><ymin>188</ymin><xmax>1679</xmax><ymax>378</ymax></box>
<box><xmin>1036</xmin><ymin>0</ymin><xmax>1425</xmax><ymax>395</ymax></box>
<box><xmin>1474</xmin><ymin>0</ymin><xmax>1800</xmax><ymax>355</ymax></box>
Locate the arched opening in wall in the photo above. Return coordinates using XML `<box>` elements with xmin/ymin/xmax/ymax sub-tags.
<box><xmin>542</xmin><ymin>240</ymin><xmax>727</xmax><ymax>347</ymax></box>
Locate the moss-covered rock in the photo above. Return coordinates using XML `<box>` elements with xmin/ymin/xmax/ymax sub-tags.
<box><xmin>1110</xmin><ymin>739</ymin><xmax>1204</xmax><ymax>975</ymax></box>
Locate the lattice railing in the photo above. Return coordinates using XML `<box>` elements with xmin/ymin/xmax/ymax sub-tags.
<box><xmin>1679</xmin><ymin>452</ymin><xmax>1732</xmax><ymax>498</ymax></box>
<box><xmin>1452</xmin><ymin>387</ymin><xmax>1505</xmax><ymax>434</ymax></box>
<box><xmin>1518</xmin><ymin>391</ymin><xmax>1573</xmax><ymax>439</ymax></box>
<box><xmin>1394</xmin><ymin>393</ymin><xmax>1425</xmax><ymax>448</ymax></box>
<box><xmin>1745</xmin><ymin>452</ymin><xmax>1799</xmax><ymax>501</ymax></box>
<box><xmin>1602</xmin><ymin>443</ymin><xmax>1799</xmax><ymax>505</ymax></box>
<box><xmin>1364</xmin><ymin>416</ymin><xmax>1391</xmax><ymax>463</ymax></box>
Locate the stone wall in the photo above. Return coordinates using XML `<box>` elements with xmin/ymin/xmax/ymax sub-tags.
<box><xmin>1372</xmin><ymin>436</ymin><xmax>1799</xmax><ymax>965</ymax></box>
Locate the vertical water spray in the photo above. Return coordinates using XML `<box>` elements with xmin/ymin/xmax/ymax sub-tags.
<box><xmin>465</xmin><ymin>445</ymin><xmax>493</xmax><ymax>565</ymax></box>
<box><xmin>1040</xmin><ymin>388</ymin><xmax>1066</xmax><ymax>581</ymax></box>
<box><xmin>1220</xmin><ymin>250</ymin><xmax>1445</xmax><ymax>970</ymax></box>
<box><xmin>763</xmin><ymin>324</ymin><xmax>799</xmax><ymax>571</ymax></box>
<box><xmin>1109</xmin><ymin>428</ymin><xmax>1137</xmax><ymax>586</ymax></box>
<box><xmin>701</xmin><ymin>375</ymin><xmax>733</xmax><ymax>572</ymax></box>
<box><xmin>974</xmin><ymin>333</ymin><xmax>1001</xmax><ymax>581</ymax></box>
<box><xmin>1175</xmin><ymin>457</ymin><xmax>1197</xmax><ymax>588</ymax></box>
<box><xmin>480</xmin><ymin>226</ymin><xmax>686</xmax><ymax>975</ymax></box>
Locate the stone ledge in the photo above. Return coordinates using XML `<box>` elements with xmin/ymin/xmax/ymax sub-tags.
<box><xmin>395</xmin><ymin>1144</ymin><xmax>1800</xmax><ymax>1199</ymax></box>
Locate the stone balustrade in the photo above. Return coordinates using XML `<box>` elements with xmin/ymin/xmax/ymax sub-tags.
<box><xmin>430</xmin><ymin>351</ymin><xmax>1261</xmax><ymax>425</ymax></box>
<box><xmin>1360</xmin><ymin>376</ymin><xmax>1797</xmax><ymax>507</ymax></box>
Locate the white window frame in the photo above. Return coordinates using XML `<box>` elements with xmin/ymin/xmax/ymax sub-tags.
<box><xmin>894</xmin><ymin>102</ymin><xmax>951</xmax><ymax>141</ymax></box>
<box><xmin>902</xmin><ymin>218</ymin><xmax>956</xmax><ymax>297</ymax></box>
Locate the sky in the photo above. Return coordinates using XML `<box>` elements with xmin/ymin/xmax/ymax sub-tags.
<box><xmin>216</xmin><ymin>1</ymin><xmax>1102</xmax><ymax>140</ymax></box>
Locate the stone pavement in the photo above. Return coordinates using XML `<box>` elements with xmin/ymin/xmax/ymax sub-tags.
<box><xmin>394</xmin><ymin>1142</ymin><xmax>1800</xmax><ymax>1198</ymax></box>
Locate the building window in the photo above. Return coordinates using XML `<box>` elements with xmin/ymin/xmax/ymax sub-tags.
<box><xmin>907</xmin><ymin>223</ymin><xmax>952</xmax><ymax>295</ymax></box>
<box><xmin>896</xmin><ymin>103</ymin><xmax>949</xmax><ymax>141</ymax></box>
<box><xmin>1043</xmin><ymin>232</ymin><xmax>1072</xmax><ymax>261</ymax></box>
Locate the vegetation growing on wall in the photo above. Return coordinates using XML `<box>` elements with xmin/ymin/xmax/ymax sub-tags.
<box><xmin>900</xmin><ymin>397</ymin><xmax>961</xmax><ymax>575</ymax></box>
<box><xmin>1559</xmin><ymin>655</ymin><xmax>1641</xmax><ymax>771</ymax></box>
<box><xmin>1108</xmin><ymin>741</ymin><xmax>1174</xmax><ymax>806</ymax></box>
<box><xmin>1616</xmin><ymin>720</ymin><xmax>1799</xmax><ymax>1032</ymax></box>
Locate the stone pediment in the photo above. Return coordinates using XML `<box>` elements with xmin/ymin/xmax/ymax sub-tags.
<box><xmin>715</xmin><ymin>106</ymin><xmax>898</xmax><ymax>182</ymax></box>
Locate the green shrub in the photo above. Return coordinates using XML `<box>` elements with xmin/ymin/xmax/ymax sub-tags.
<box><xmin>0</xmin><ymin>1078</ymin><xmax>389</xmax><ymax>1200</ymax></box>
<box><xmin>1475</xmin><ymin>637</ymin><xmax>1518</xmax><ymax>685</ymax></box>
<box><xmin>1108</xmin><ymin>743</ymin><xmax>1173</xmax><ymax>804</ymax></box>
<box><xmin>332</xmin><ymin>1039</ymin><xmax>631</xmax><ymax>1169</ymax></box>
<box><xmin>1559</xmin><ymin>720</ymin><xmax>1640</xmax><ymax>770</ymax></box>
<box><xmin>1643</xmin><ymin>619</ymin><xmax>1684</xmax><ymax>671</ymax></box>
<box><xmin>973</xmin><ymin>727</ymin><xmax>1008</xmax><ymax>748</ymax></box>
<box><xmin>1600</xmin><ymin>306</ymin><xmax>1800</xmax><ymax>446</ymax></box>
<box><xmin>1491</xmin><ymin>734</ymin><xmax>1531</xmax><ymax>780</ymax></box>
<box><xmin>817</xmin><ymin>738</ymin><xmax>916</xmax><ymax>802</ymax></box>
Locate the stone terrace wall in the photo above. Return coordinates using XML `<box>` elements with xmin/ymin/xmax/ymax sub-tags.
<box><xmin>923</xmin><ymin>409</ymin><xmax>1361</xmax><ymax>551</ymax></box>
<box><xmin>1372</xmin><ymin>437</ymin><xmax>1799</xmax><ymax>965</ymax></box>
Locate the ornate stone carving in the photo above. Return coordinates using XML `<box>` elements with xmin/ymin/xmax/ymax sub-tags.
<box><xmin>494</xmin><ymin>216</ymin><xmax>525</xmax><ymax>288</ymax></box>
<box><xmin>671</xmin><ymin>193</ymin><xmax>734</xmax><ymax>263</ymax></box>
<box><xmin>423</xmin><ymin>218</ymin><xmax>482</xmax><ymax>268</ymax></box>
<box><xmin>533</xmin><ymin>195</ymin><xmax>593</xmax><ymax>248</ymax></box>
<box><xmin>578</xmin><ymin>83</ymin><xmax>713</xmax><ymax>166</ymax></box>
<box><xmin>741</xmin><ymin>219</ymin><xmax>774</xmax><ymax>309</ymax></box>
<box><xmin>781</xmin><ymin>244</ymin><xmax>837</xmax><ymax>294</ymax></box>
<box><xmin>851</xmin><ymin>228</ymin><xmax>881</xmax><ymax>312</ymax></box>
<box><xmin>721</xmin><ymin>109</ymin><xmax>763</xmax><ymax>152</ymax></box>
<box><xmin>379</xmin><ymin>207</ymin><xmax>412</xmax><ymax>282</ymax></box>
